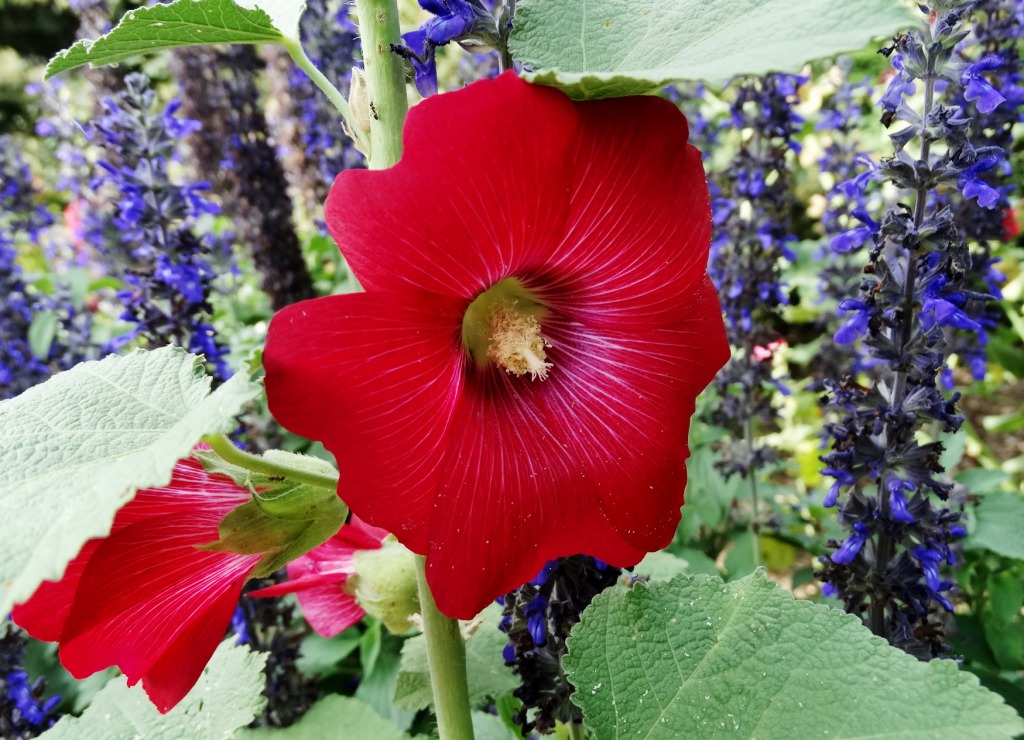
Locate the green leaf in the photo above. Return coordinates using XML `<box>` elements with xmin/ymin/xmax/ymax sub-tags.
<box><xmin>966</xmin><ymin>493</ymin><xmax>1024</xmax><ymax>560</ymax></box>
<box><xmin>355</xmin><ymin>633</ymin><xmax>416</xmax><ymax>733</ymax></box>
<box><xmin>27</xmin><ymin>309</ymin><xmax>58</xmax><ymax>360</ymax></box>
<box><xmin>45</xmin><ymin>0</ymin><xmax>305</xmax><ymax>79</ymax></box>
<box><xmin>940</xmin><ymin>428</ymin><xmax>967</xmax><ymax>470</ymax></box>
<box><xmin>723</xmin><ymin>529</ymin><xmax>758</xmax><ymax>580</ymax></box>
<box><xmin>564</xmin><ymin>571</ymin><xmax>1024</xmax><ymax>739</ymax></box>
<box><xmin>510</xmin><ymin>0</ymin><xmax>918</xmax><ymax>99</ymax></box>
<box><xmin>234</xmin><ymin>696</ymin><xmax>410</xmax><ymax>740</ymax></box>
<box><xmin>44</xmin><ymin>641</ymin><xmax>267</xmax><ymax>739</ymax></box>
<box><xmin>296</xmin><ymin>629</ymin><xmax>362</xmax><ymax>676</ymax></box>
<box><xmin>636</xmin><ymin>549</ymin><xmax>719</xmax><ymax>581</ymax></box>
<box><xmin>635</xmin><ymin>550</ymin><xmax>695</xmax><ymax>582</ymax></box>
<box><xmin>394</xmin><ymin>604</ymin><xmax>518</xmax><ymax>712</ymax></box>
<box><xmin>472</xmin><ymin>710</ymin><xmax>519</xmax><ymax>740</ymax></box>
<box><xmin>956</xmin><ymin>468</ymin><xmax>1011</xmax><ymax>494</ymax></box>
<box><xmin>0</xmin><ymin>347</ymin><xmax>261</xmax><ymax>615</ymax></box>
<box><xmin>986</xmin><ymin>571</ymin><xmax>1024</xmax><ymax>625</ymax></box>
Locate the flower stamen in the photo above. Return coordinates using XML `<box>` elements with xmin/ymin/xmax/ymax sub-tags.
<box><xmin>487</xmin><ymin>300</ymin><xmax>552</xmax><ymax>380</ymax></box>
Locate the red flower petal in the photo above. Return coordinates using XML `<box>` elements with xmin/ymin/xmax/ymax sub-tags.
<box><xmin>265</xmin><ymin>292</ymin><xmax>466</xmax><ymax>552</ymax></box>
<box><xmin>426</xmin><ymin>276</ymin><xmax>727</xmax><ymax>617</ymax></box>
<box><xmin>137</xmin><ymin>568</ymin><xmax>248</xmax><ymax>712</ymax></box>
<box><xmin>326</xmin><ymin>73</ymin><xmax>577</xmax><ymax>299</ymax></box>
<box><xmin>11</xmin><ymin>455</ymin><xmax>247</xmax><ymax>642</ymax></box>
<box><xmin>532</xmin><ymin>98</ymin><xmax>711</xmax><ymax>330</ymax></box>
<box><xmin>12</xmin><ymin>454</ymin><xmax>258</xmax><ymax>713</ymax></box>
<box><xmin>56</xmin><ymin>512</ymin><xmax>259</xmax><ymax>695</ymax></box>
<box><xmin>327</xmin><ymin>73</ymin><xmax>710</xmax><ymax>331</ymax></box>
<box><xmin>10</xmin><ymin>541</ymin><xmax>100</xmax><ymax>642</ymax></box>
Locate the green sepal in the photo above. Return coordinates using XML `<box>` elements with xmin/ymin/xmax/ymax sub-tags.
<box><xmin>200</xmin><ymin>481</ymin><xmax>347</xmax><ymax>578</ymax></box>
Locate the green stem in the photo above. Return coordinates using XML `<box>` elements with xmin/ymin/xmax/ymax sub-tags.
<box><xmin>354</xmin><ymin>0</ymin><xmax>409</xmax><ymax>169</ymax></box>
<box><xmin>282</xmin><ymin>37</ymin><xmax>370</xmax><ymax>155</ymax></box>
<box><xmin>415</xmin><ymin>557</ymin><xmax>475</xmax><ymax>740</ymax></box>
<box><xmin>566</xmin><ymin>722</ymin><xmax>588</xmax><ymax>740</ymax></box>
<box><xmin>203</xmin><ymin>433</ymin><xmax>339</xmax><ymax>490</ymax></box>
<box><xmin>742</xmin><ymin>393</ymin><xmax>762</xmax><ymax>569</ymax></box>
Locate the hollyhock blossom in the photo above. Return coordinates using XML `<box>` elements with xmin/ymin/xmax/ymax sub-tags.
<box><xmin>249</xmin><ymin>516</ymin><xmax>389</xmax><ymax>637</ymax></box>
<box><xmin>11</xmin><ymin>453</ymin><xmax>261</xmax><ymax>713</ymax></box>
<box><xmin>264</xmin><ymin>72</ymin><xmax>729</xmax><ymax>619</ymax></box>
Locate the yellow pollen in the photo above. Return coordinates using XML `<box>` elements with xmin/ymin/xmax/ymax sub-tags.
<box><xmin>486</xmin><ymin>300</ymin><xmax>552</xmax><ymax>380</ymax></box>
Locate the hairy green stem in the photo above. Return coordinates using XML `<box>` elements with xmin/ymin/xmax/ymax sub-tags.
<box><xmin>416</xmin><ymin>557</ymin><xmax>475</xmax><ymax>740</ymax></box>
<box><xmin>203</xmin><ymin>433</ymin><xmax>339</xmax><ymax>490</ymax></box>
<box><xmin>354</xmin><ymin>0</ymin><xmax>409</xmax><ymax>169</ymax></box>
<box><xmin>566</xmin><ymin>722</ymin><xmax>588</xmax><ymax>740</ymax></box>
<box><xmin>282</xmin><ymin>37</ymin><xmax>370</xmax><ymax>155</ymax></box>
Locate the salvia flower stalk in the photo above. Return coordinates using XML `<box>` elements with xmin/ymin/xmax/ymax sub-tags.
<box><xmin>263</xmin><ymin>0</ymin><xmax>364</xmax><ymax>220</ymax></box>
<box><xmin>938</xmin><ymin>0</ymin><xmax>1024</xmax><ymax>388</ymax></box>
<box><xmin>818</xmin><ymin>1</ymin><xmax>1004</xmax><ymax>658</ymax></box>
<box><xmin>91</xmin><ymin>72</ymin><xmax>232</xmax><ymax>379</ymax></box>
<box><xmin>707</xmin><ymin>74</ymin><xmax>803</xmax><ymax>491</ymax></box>
<box><xmin>813</xmin><ymin>69</ymin><xmax>884</xmax><ymax>383</ymax></box>
<box><xmin>499</xmin><ymin>555</ymin><xmax>621</xmax><ymax>735</ymax></box>
<box><xmin>172</xmin><ymin>45</ymin><xmax>316</xmax><ymax>310</ymax></box>
<box><xmin>229</xmin><ymin>582</ymin><xmax>319</xmax><ymax>728</ymax></box>
<box><xmin>264</xmin><ymin>72</ymin><xmax>728</xmax><ymax>619</ymax></box>
<box><xmin>0</xmin><ymin>137</ymin><xmax>92</xmax><ymax>400</ymax></box>
<box><xmin>395</xmin><ymin>0</ymin><xmax>501</xmax><ymax>96</ymax></box>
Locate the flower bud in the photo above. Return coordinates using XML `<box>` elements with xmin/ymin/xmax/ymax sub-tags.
<box><xmin>349</xmin><ymin>537</ymin><xmax>420</xmax><ymax>634</ymax></box>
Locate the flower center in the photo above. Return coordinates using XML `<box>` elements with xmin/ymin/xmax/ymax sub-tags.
<box><xmin>462</xmin><ymin>278</ymin><xmax>552</xmax><ymax>380</ymax></box>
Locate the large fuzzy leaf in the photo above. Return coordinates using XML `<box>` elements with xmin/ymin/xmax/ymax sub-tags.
<box><xmin>564</xmin><ymin>571</ymin><xmax>1024</xmax><ymax>738</ymax></box>
<box><xmin>510</xmin><ymin>0</ymin><xmax>918</xmax><ymax>99</ymax></box>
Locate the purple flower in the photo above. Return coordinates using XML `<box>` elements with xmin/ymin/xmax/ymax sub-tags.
<box><xmin>832</xmin><ymin>522</ymin><xmax>871</xmax><ymax>565</ymax></box>
<box><xmin>962</xmin><ymin>53</ymin><xmax>1007</xmax><ymax>114</ymax></box>
<box><xmin>880</xmin><ymin>55</ymin><xmax>916</xmax><ymax>110</ymax></box>
<box><xmin>396</xmin><ymin>0</ymin><xmax>499</xmax><ymax>96</ymax></box>
<box><xmin>830</xmin><ymin>225</ymin><xmax>873</xmax><ymax>254</ymax></box>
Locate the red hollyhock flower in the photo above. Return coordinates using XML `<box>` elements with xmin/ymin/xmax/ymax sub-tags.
<box><xmin>264</xmin><ymin>72</ymin><xmax>729</xmax><ymax>619</ymax></box>
<box><xmin>11</xmin><ymin>453</ymin><xmax>260</xmax><ymax>713</ymax></box>
<box><xmin>248</xmin><ymin>516</ymin><xmax>388</xmax><ymax>637</ymax></box>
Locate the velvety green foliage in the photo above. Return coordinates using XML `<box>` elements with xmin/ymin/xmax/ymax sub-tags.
<box><xmin>0</xmin><ymin>347</ymin><xmax>261</xmax><ymax>615</ymax></box>
<box><xmin>236</xmin><ymin>696</ymin><xmax>411</xmax><ymax>740</ymax></box>
<box><xmin>393</xmin><ymin>604</ymin><xmax>518</xmax><ymax>712</ymax></box>
<box><xmin>45</xmin><ymin>0</ymin><xmax>305</xmax><ymax>79</ymax></box>
<box><xmin>563</xmin><ymin>572</ymin><xmax>1024</xmax><ymax>738</ymax></box>
<box><xmin>44</xmin><ymin>642</ymin><xmax>267</xmax><ymax>739</ymax></box>
<box><xmin>966</xmin><ymin>493</ymin><xmax>1024</xmax><ymax>561</ymax></box>
<box><xmin>510</xmin><ymin>0</ymin><xmax>918</xmax><ymax>99</ymax></box>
